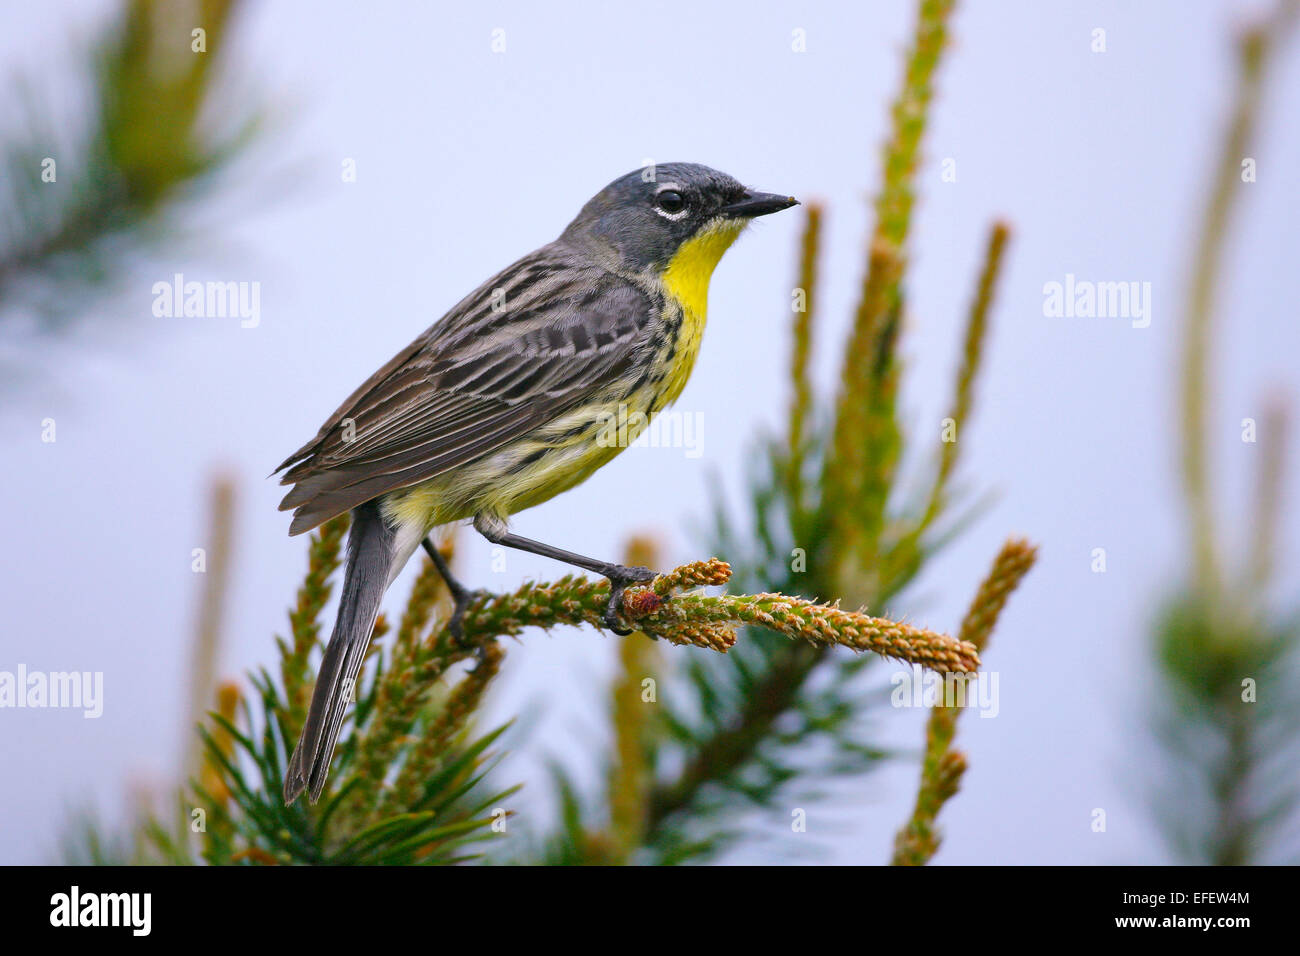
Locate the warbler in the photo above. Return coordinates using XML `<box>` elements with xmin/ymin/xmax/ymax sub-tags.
<box><xmin>277</xmin><ymin>162</ymin><xmax>797</xmax><ymax>804</ymax></box>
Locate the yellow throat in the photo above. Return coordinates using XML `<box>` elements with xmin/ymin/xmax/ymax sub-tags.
<box><xmin>657</xmin><ymin>218</ymin><xmax>746</xmax><ymax>404</ymax></box>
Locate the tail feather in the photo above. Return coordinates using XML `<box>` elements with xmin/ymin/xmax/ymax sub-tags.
<box><xmin>284</xmin><ymin>502</ymin><xmax>397</xmax><ymax>805</ymax></box>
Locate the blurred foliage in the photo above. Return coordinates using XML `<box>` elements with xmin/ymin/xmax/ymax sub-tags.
<box><xmin>0</xmin><ymin>0</ymin><xmax>260</xmax><ymax>329</ymax></box>
<box><xmin>1153</xmin><ymin>593</ymin><xmax>1300</xmax><ymax>864</ymax></box>
<box><xmin>1152</xmin><ymin>0</ymin><xmax>1300</xmax><ymax>866</ymax></box>
<box><xmin>68</xmin><ymin>520</ymin><xmax>518</xmax><ymax>865</ymax></box>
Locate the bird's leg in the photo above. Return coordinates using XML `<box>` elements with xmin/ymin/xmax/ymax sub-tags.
<box><xmin>472</xmin><ymin>513</ymin><xmax>656</xmax><ymax>635</ymax></box>
<box><xmin>421</xmin><ymin>536</ymin><xmax>487</xmax><ymax>642</ymax></box>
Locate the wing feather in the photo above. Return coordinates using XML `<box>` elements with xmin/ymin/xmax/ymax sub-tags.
<box><xmin>276</xmin><ymin>244</ymin><xmax>654</xmax><ymax>533</ymax></box>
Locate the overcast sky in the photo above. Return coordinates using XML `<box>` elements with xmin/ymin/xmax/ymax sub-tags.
<box><xmin>2</xmin><ymin>0</ymin><xmax>1297</xmax><ymax>864</ymax></box>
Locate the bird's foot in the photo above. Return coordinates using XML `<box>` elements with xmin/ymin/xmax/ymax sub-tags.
<box><xmin>601</xmin><ymin>565</ymin><xmax>657</xmax><ymax>635</ymax></box>
<box><xmin>447</xmin><ymin>586</ymin><xmax>491</xmax><ymax>646</ymax></box>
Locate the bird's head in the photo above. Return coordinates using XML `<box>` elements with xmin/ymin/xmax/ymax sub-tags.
<box><xmin>561</xmin><ymin>162</ymin><xmax>798</xmax><ymax>276</ymax></box>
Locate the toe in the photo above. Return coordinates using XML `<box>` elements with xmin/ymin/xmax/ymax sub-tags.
<box><xmin>602</xmin><ymin>610</ymin><xmax>633</xmax><ymax>635</ymax></box>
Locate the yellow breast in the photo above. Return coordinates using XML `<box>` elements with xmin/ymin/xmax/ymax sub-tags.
<box><xmin>657</xmin><ymin>218</ymin><xmax>746</xmax><ymax>406</ymax></box>
<box><xmin>386</xmin><ymin>220</ymin><xmax>748</xmax><ymax>531</ymax></box>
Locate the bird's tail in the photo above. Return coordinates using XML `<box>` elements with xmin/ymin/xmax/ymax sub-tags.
<box><xmin>284</xmin><ymin>502</ymin><xmax>397</xmax><ymax>805</ymax></box>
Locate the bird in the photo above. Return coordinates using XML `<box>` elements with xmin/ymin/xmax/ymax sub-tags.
<box><xmin>277</xmin><ymin>162</ymin><xmax>797</xmax><ymax>804</ymax></box>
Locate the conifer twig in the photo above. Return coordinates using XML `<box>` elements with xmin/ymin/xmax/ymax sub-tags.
<box><xmin>786</xmin><ymin>203</ymin><xmax>824</xmax><ymax>510</ymax></box>
<box><xmin>920</xmin><ymin>221</ymin><xmax>1010</xmax><ymax>529</ymax></box>
<box><xmin>954</xmin><ymin>540</ymin><xmax>1037</xmax><ymax>653</ymax></box>
<box><xmin>449</xmin><ymin>560</ymin><xmax>980</xmax><ymax>674</ymax></box>
<box><xmin>824</xmin><ymin>0</ymin><xmax>956</xmax><ymax>593</ymax></box>
<box><xmin>891</xmin><ymin>538</ymin><xmax>1036</xmax><ymax>865</ymax></box>
<box><xmin>379</xmin><ymin>641</ymin><xmax>506</xmax><ymax>816</ymax></box>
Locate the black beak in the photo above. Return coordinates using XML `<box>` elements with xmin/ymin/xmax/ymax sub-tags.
<box><xmin>721</xmin><ymin>190</ymin><xmax>799</xmax><ymax>218</ymax></box>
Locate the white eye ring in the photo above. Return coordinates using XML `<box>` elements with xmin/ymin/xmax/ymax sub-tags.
<box><xmin>653</xmin><ymin>183</ymin><xmax>689</xmax><ymax>220</ymax></box>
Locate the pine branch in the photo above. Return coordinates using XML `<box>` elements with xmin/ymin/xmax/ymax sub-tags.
<box><xmin>919</xmin><ymin>221</ymin><xmax>1010</xmax><ymax>530</ymax></box>
<box><xmin>785</xmin><ymin>202</ymin><xmax>824</xmax><ymax>514</ymax></box>
<box><xmin>824</xmin><ymin>0</ymin><xmax>956</xmax><ymax>594</ymax></box>
<box><xmin>0</xmin><ymin>0</ymin><xmax>262</xmax><ymax>321</ymax></box>
<box><xmin>883</xmin><ymin>219</ymin><xmax>1010</xmax><ymax>597</ymax></box>
<box><xmin>892</xmin><ymin>538</ymin><xmax>1037</xmax><ymax>865</ymax></box>
<box><xmin>379</xmin><ymin>641</ymin><xmax>505</xmax><ymax>817</ymax></box>
<box><xmin>647</xmin><ymin>641</ymin><xmax>821</xmax><ymax>831</ymax></box>
<box><xmin>447</xmin><ymin>560</ymin><xmax>978</xmax><ymax>673</ymax></box>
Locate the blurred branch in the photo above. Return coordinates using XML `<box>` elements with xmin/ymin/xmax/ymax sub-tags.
<box><xmin>184</xmin><ymin>472</ymin><xmax>236</xmax><ymax>780</ymax></box>
<box><xmin>1246</xmin><ymin>397</ymin><xmax>1287</xmax><ymax>593</ymax></box>
<box><xmin>1152</xmin><ymin>0</ymin><xmax>1300</xmax><ymax>867</ymax></box>
<box><xmin>645</xmin><ymin>641</ymin><xmax>817</xmax><ymax>835</ymax></box>
<box><xmin>0</xmin><ymin>0</ymin><xmax>260</xmax><ymax>325</ymax></box>
<box><xmin>197</xmin><ymin>680</ymin><xmax>241</xmax><ymax>803</ymax></box>
<box><xmin>1178</xmin><ymin>0</ymin><xmax>1298</xmax><ymax>595</ymax></box>
<box><xmin>606</xmin><ymin>536</ymin><xmax>663</xmax><ymax>863</ymax></box>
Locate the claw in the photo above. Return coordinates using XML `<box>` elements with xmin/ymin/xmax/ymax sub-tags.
<box><xmin>603</xmin><ymin>596</ymin><xmax>633</xmax><ymax>635</ymax></box>
<box><xmin>448</xmin><ymin>587</ymin><xmax>490</xmax><ymax>645</ymax></box>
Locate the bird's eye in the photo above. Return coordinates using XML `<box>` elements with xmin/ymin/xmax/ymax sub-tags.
<box><xmin>656</xmin><ymin>190</ymin><xmax>686</xmax><ymax>214</ymax></box>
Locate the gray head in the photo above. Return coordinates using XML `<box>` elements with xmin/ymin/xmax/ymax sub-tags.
<box><xmin>560</xmin><ymin>162</ymin><xmax>798</xmax><ymax>273</ymax></box>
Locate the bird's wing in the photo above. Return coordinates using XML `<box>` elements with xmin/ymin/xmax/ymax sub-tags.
<box><xmin>277</xmin><ymin>249</ymin><xmax>655</xmax><ymax>534</ymax></box>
